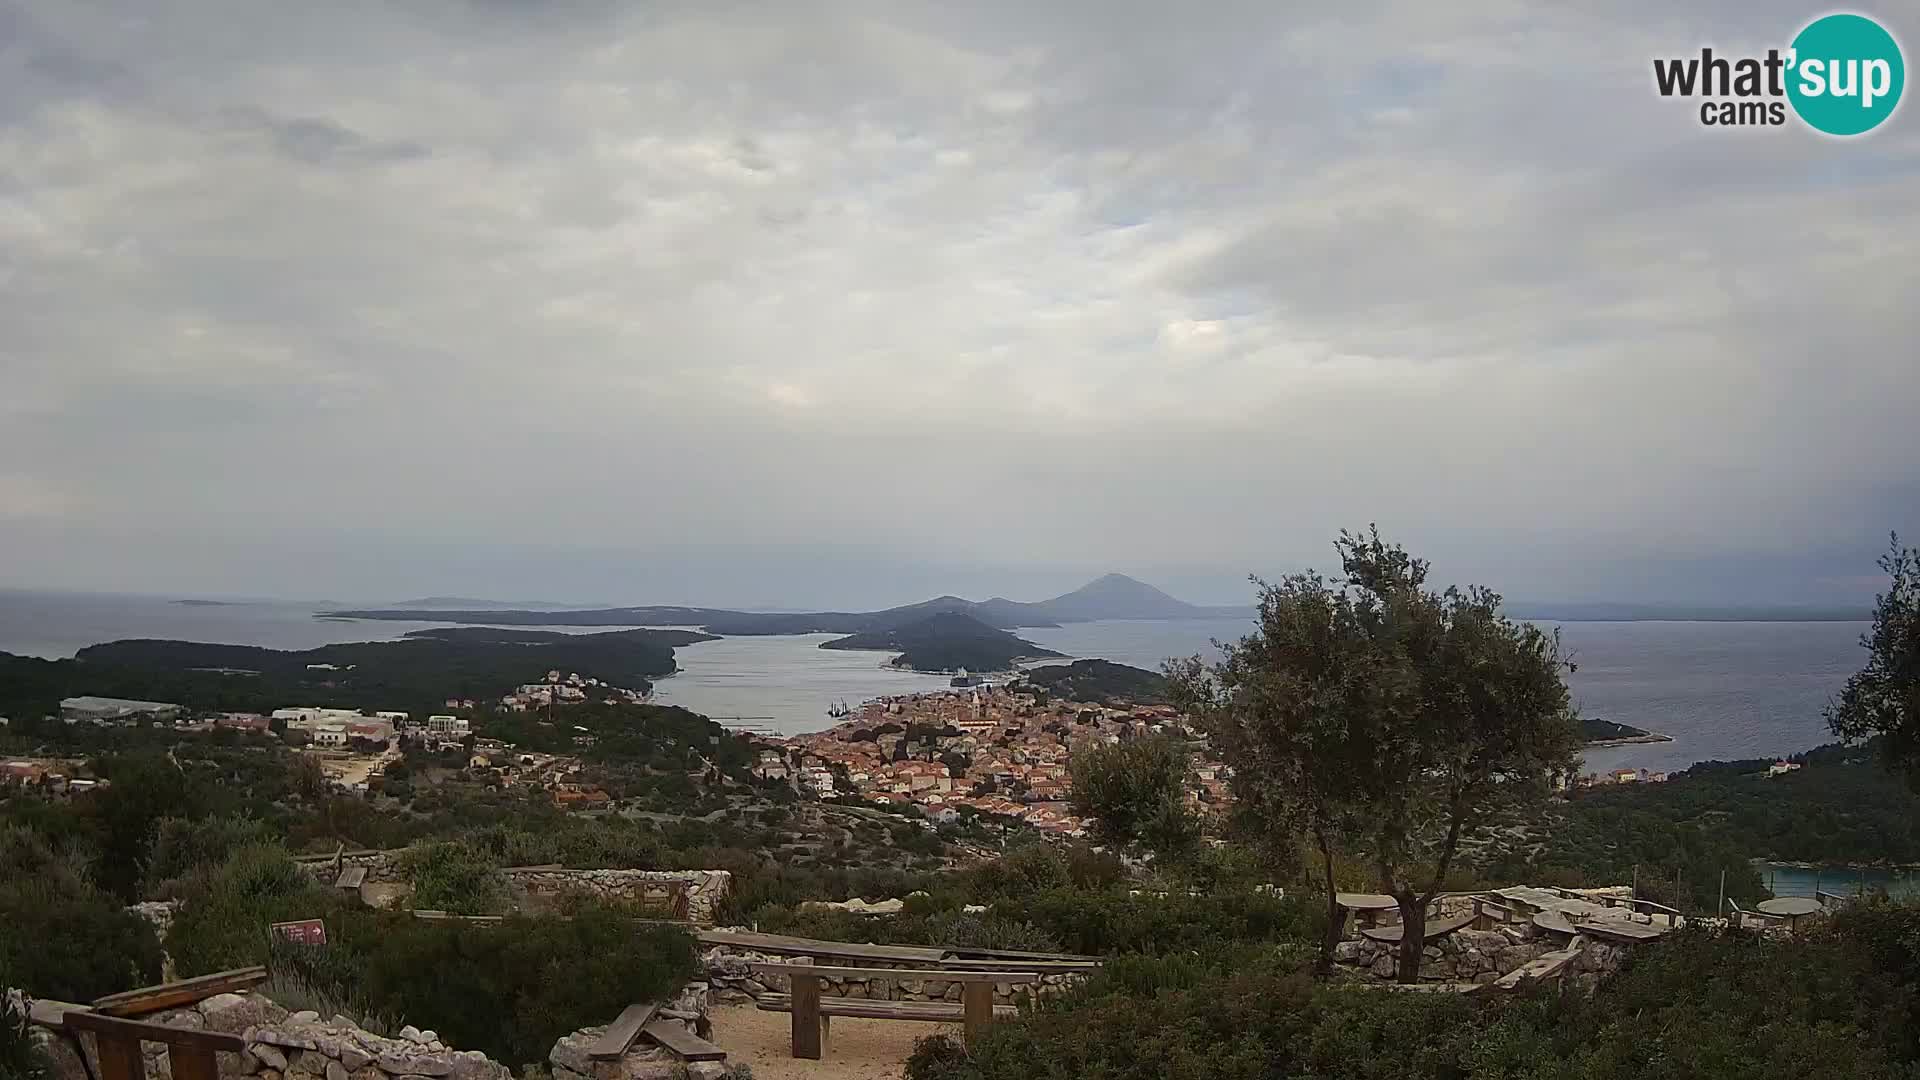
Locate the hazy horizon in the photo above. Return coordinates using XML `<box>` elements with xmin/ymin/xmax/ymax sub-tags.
<box><xmin>2</xmin><ymin>1</ymin><xmax>1914</xmax><ymax>610</ymax></box>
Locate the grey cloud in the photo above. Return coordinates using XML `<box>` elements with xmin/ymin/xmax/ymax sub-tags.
<box><xmin>0</xmin><ymin>0</ymin><xmax>1914</xmax><ymax>607</ymax></box>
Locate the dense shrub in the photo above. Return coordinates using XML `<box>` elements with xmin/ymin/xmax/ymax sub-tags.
<box><xmin>0</xmin><ymin>877</ymin><xmax>164</xmax><ymax>1001</ymax></box>
<box><xmin>399</xmin><ymin>840</ymin><xmax>509</xmax><ymax>914</ymax></box>
<box><xmin>167</xmin><ymin>845</ymin><xmax>343</xmax><ymax>976</ymax></box>
<box><xmin>144</xmin><ymin>814</ymin><xmax>278</xmax><ymax>897</ymax></box>
<box><xmin>997</xmin><ymin>886</ymin><xmax>1317</xmax><ymax>956</ymax></box>
<box><xmin>275</xmin><ymin>906</ymin><xmax>697</xmax><ymax>1068</ymax></box>
<box><xmin>908</xmin><ymin>911</ymin><xmax>1920</xmax><ymax>1080</ymax></box>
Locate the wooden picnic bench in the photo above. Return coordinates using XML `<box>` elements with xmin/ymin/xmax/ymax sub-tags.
<box><xmin>589</xmin><ymin>1003</ymin><xmax>727</xmax><ymax>1065</ymax></box>
<box><xmin>1358</xmin><ymin>912</ymin><xmax>1475</xmax><ymax>944</ymax></box>
<box><xmin>750</xmin><ymin>963</ymin><xmax>1033</xmax><ymax>1060</ymax></box>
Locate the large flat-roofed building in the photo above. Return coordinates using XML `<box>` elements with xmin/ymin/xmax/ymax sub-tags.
<box><xmin>60</xmin><ymin>696</ymin><xmax>185</xmax><ymax>724</ymax></box>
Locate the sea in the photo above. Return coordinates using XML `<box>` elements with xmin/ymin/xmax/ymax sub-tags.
<box><xmin>0</xmin><ymin>589</ymin><xmax>1869</xmax><ymax>774</ymax></box>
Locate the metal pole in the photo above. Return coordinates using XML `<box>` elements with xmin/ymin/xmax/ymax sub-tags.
<box><xmin>1633</xmin><ymin>864</ymin><xmax>1639</xmax><ymax>900</ymax></box>
<box><xmin>1719</xmin><ymin>869</ymin><xmax>1726</xmax><ymax>916</ymax></box>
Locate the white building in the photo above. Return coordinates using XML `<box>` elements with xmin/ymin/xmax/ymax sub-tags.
<box><xmin>310</xmin><ymin>723</ymin><xmax>350</xmax><ymax>748</ymax></box>
<box><xmin>427</xmin><ymin>715</ymin><xmax>470</xmax><ymax>735</ymax></box>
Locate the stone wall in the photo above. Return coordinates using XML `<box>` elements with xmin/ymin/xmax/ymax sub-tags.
<box><xmin>1334</xmin><ymin>928</ymin><xmax>1552</xmax><ymax>984</ymax></box>
<box><xmin>701</xmin><ymin>940</ymin><xmax>1084</xmax><ymax>1007</ymax></box>
<box><xmin>29</xmin><ymin>991</ymin><xmax>510</xmax><ymax>1080</ymax></box>
<box><xmin>505</xmin><ymin>869</ymin><xmax>731</xmax><ymax>925</ymax></box>
<box><xmin>27</xmin><ymin>984</ymin><xmax>719</xmax><ymax>1080</ymax></box>
<box><xmin>301</xmin><ymin>853</ymin><xmax>731</xmax><ymax>925</ymax></box>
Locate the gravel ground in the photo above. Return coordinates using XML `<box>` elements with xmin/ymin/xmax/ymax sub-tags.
<box><xmin>706</xmin><ymin>1004</ymin><xmax>961</xmax><ymax>1080</ymax></box>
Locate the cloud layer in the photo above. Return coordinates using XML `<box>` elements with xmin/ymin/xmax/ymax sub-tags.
<box><xmin>2</xmin><ymin>0</ymin><xmax>1915</xmax><ymax>607</ymax></box>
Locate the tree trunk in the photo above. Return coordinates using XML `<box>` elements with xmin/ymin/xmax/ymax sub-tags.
<box><xmin>1395</xmin><ymin>893</ymin><xmax>1426</xmax><ymax>984</ymax></box>
<box><xmin>1316</xmin><ymin>832</ymin><xmax>1341</xmax><ymax>976</ymax></box>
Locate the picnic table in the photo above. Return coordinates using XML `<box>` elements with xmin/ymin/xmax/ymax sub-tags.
<box><xmin>1334</xmin><ymin>893</ymin><xmax>1401</xmax><ymax>934</ymax></box>
<box><xmin>1755</xmin><ymin>896</ymin><xmax>1824</xmax><ymax>932</ymax></box>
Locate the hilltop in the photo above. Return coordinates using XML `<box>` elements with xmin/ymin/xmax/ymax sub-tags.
<box><xmin>818</xmin><ymin>611</ymin><xmax>1064</xmax><ymax>673</ymax></box>
<box><xmin>1020</xmin><ymin>658</ymin><xmax>1172</xmax><ymax>704</ymax></box>
<box><xmin>326</xmin><ymin>573</ymin><xmax>1248</xmax><ymax>632</ymax></box>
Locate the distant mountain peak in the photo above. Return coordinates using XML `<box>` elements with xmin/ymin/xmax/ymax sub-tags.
<box><xmin>1037</xmin><ymin>573</ymin><xmax>1206</xmax><ymax>620</ymax></box>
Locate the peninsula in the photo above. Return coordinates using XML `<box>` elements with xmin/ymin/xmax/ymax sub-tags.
<box><xmin>1580</xmin><ymin>716</ymin><xmax>1674</xmax><ymax>747</ymax></box>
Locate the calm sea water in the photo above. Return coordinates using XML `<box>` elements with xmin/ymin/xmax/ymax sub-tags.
<box><xmin>0</xmin><ymin>591</ymin><xmax>1868</xmax><ymax>763</ymax></box>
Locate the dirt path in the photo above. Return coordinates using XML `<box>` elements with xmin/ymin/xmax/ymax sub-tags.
<box><xmin>706</xmin><ymin>1004</ymin><xmax>958</xmax><ymax>1080</ymax></box>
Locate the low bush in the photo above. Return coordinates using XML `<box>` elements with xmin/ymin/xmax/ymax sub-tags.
<box><xmin>274</xmin><ymin>905</ymin><xmax>698</xmax><ymax>1068</ymax></box>
<box><xmin>0</xmin><ymin>877</ymin><xmax>164</xmax><ymax>1001</ymax></box>
<box><xmin>167</xmin><ymin>844</ymin><xmax>343</xmax><ymax>976</ymax></box>
<box><xmin>399</xmin><ymin>840</ymin><xmax>509</xmax><ymax>914</ymax></box>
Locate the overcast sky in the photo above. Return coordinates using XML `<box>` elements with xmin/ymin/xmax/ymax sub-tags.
<box><xmin>1</xmin><ymin>1</ymin><xmax>1915</xmax><ymax>610</ymax></box>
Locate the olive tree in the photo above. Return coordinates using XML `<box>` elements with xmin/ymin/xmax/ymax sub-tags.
<box><xmin>1827</xmin><ymin>534</ymin><xmax>1920</xmax><ymax>783</ymax></box>
<box><xmin>1067</xmin><ymin>734</ymin><xmax>1201</xmax><ymax>860</ymax></box>
<box><xmin>1175</xmin><ymin>528</ymin><xmax>1581</xmax><ymax>982</ymax></box>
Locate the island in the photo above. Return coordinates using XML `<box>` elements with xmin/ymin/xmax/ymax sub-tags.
<box><xmin>1018</xmin><ymin>659</ymin><xmax>1171</xmax><ymax>704</ymax></box>
<box><xmin>818</xmin><ymin>611</ymin><xmax>1063</xmax><ymax>673</ymax></box>
<box><xmin>321</xmin><ymin>573</ymin><xmax>1255</xmax><ymax>632</ymax></box>
<box><xmin>0</xmin><ymin>626</ymin><xmax>713</xmax><ymax>720</ymax></box>
<box><xmin>1581</xmin><ymin>716</ymin><xmax>1674</xmax><ymax>747</ymax></box>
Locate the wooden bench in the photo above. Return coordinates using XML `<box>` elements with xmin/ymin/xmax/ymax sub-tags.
<box><xmin>1359</xmin><ymin>911</ymin><xmax>1475</xmax><ymax>944</ymax></box>
<box><xmin>750</xmin><ymin>963</ymin><xmax>1035</xmax><ymax>1060</ymax></box>
<box><xmin>588</xmin><ymin>1002</ymin><xmax>728</xmax><ymax>1066</ymax></box>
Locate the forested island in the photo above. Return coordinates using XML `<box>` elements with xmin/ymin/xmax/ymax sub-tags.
<box><xmin>1019</xmin><ymin>659</ymin><xmax>1171</xmax><ymax>704</ymax></box>
<box><xmin>324</xmin><ymin>572</ymin><xmax>1250</xmax><ymax>632</ymax></box>
<box><xmin>1579</xmin><ymin>716</ymin><xmax>1673</xmax><ymax>746</ymax></box>
<box><xmin>0</xmin><ymin>626</ymin><xmax>711</xmax><ymax>723</ymax></box>
<box><xmin>819</xmin><ymin>611</ymin><xmax>1064</xmax><ymax>673</ymax></box>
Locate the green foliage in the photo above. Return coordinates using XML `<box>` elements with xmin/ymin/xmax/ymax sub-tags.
<box><xmin>144</xmin><ymin>814</ymin><xmax>278</xmax><ymax>897</ymax></box>
<box><xmin>908</xmin><ymin>903</ymin><xmax>1920</xmax><ymax>1080</ymax></box>
<box><xmin>167</xmin><ymin>844</ymin><xmax>343</xmax><ymax>976</ymax></box>
<box><xmin>1067</xmin><ymin>735</ymin><xmax>1201</xmax><ymax>858</ymax></box>
<box><xmin>1828</xmin><ymin>534</ymin><xmax>1920</xmax><ymax>786</ymax></box>
<box><xmin>0</xmin><ymin>875</ymin><xmax>164</xmax><ymax>1001</ymax></box>
<box><xmin>1019</xmin><ymin>660</ymin><xmax>1170</xmax><ymax>705</ymax></box>
<box><xmin>399</xmin><ymin>841</ymin><xmax>509</xmax><ymax>914</ymax></box>
<box><xmin>276</xmin><ymin>906</ymin><xmax>697</xmax><ymax>1068</ymax></box>
<box><xmin>1174</xmin><ymin>527</ymin><xmax>1582</xmax><ymax>980</ymax></box>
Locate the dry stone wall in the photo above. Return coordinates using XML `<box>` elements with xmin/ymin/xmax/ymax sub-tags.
<box><xmin>31</xmin><ymin>991</ymin><xmax>511</xmax><ymax>1080</ymax></box>
<box><xmin>302</xmin><ymin>853</ymin><xmax>731</xmax><ymax>924</ymax></box>
<box><xmin>701</xmin><ymin>940</ymin><xmax>1083</xmax><ymax>1006</ymax></box>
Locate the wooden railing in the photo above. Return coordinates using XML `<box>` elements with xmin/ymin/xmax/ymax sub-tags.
<box><xmin>62</xmin><ymin>1009</ymin><xmax>245</xmax><ymax>1080</ymax></box>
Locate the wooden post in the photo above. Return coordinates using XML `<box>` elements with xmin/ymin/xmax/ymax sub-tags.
<box><xmin>1632</xmin><ymin>865</ymin><xmax>1639</xmax><ymax>900</ymax></box>
<box><xmin>91</xmin><ymin>1029</ymin><xmax>144</xmax><ymax>1080</ymax></box>
<box><xmin>961</xmin><ymin>982</ymin><xmax>994</xmax><ymax>1044</ymax></box>
<box><xmin>790</xmin><ymin>972</ymin><xmax>822</xmax><ymax>1060</ymax></box>
<box><xmin>169</xmin><ymin>1044</ymin><xmax>220</xmax><ymax>1080</ymax></box>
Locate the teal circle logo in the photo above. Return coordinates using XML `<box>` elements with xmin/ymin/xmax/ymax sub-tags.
<box><xmin>1787</xmin><ymin>13</ymin><xmax>1905</xmax><ymax>136</ymax></box>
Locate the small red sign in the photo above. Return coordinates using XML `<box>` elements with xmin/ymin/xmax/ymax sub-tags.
<box><xmin>271</xmin><ymin>919</ymin><xmax>328</xmax><ymax>946</ymax></box>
